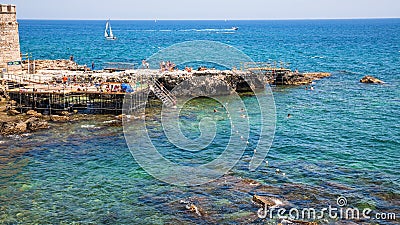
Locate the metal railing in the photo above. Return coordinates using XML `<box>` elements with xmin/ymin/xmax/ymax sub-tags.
<box><xmin>151</xmin><ymin>78</ymin><xmax>176</xmax><ymax>107</ymax></box>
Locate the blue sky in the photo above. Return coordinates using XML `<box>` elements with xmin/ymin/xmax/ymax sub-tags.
<box><xmin>2</xmin><ymin>0</ymin><xmax>400</xmax><ymax>20</ymax></box>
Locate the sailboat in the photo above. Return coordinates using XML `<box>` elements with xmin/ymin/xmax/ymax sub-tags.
<box><xmin>105</xmin><ymin>20</ymin><xmax>117</xmax><ymax>40</ymax></box>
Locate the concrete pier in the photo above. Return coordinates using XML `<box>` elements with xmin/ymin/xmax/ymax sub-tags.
<box><xmin>1</xmin><ymin>61</ymin><xmax>331</xmax><ymax>114</ymax></box>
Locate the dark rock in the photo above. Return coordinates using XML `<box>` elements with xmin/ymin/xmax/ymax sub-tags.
<box><xmin>360</xmin><ymin>76</ymin><xmax>384</xmax><ymax>84</ymax></box>
<box><xmin>100</xmin><ymin>211</ymin><xmax>118</xmax><ymax>225</ymax></box>
<box><xmin>171</xmin><ymin>76</ymin><xmax>231</xmax><ymax>96</ymax></box>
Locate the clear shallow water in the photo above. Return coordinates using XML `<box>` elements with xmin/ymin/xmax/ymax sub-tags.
<box><xmin>1</xmin><ymin>19</ymin><xmax>399</xmax><ymax>224</ymax></box>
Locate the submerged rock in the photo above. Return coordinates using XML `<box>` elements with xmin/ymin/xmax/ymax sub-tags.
<box><xmin>252</xmin><ymin>195</ymin><xmax>283</xmax><ymax>208</ymax></box>
<box><xmin>186</xmin><ymin>203</ymin><xmax>202</xmax><ymax>217</ymax></box>
<box><xmin>103</xmin><ymin>120</ymin><xmax>122</xmax><ymax>127</ymax></box>
<box><xmin>360</xmin><ymin>76</ymin><xmax>384</xmax><ymax>84</ymax></box>
<box><xmin>179</xmin><ymin>199</ymin><xmax>204</xmax><ymax>217</ymax></box>
<box><xmin>279</xmin><ymin>219</ymin><xmax>319</xmax><ymax>225</ymax></box>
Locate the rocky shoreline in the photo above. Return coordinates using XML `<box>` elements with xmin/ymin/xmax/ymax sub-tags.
<box><xmin>0</xmin><ymin>99</ymin><xmax>125</xmax><ymax>136</ymax></box>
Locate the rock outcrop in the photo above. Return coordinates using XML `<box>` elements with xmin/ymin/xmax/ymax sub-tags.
<box><xmin>26</xmin><ymin>117</ymin><xmax>49</xmax><ymax>131</ymax></box>
<box><xmin>252</xmin><ymin>195</ymin><xmax>282</xmax><ymax>208</ymax></box>
<box><xmin>0</xmin><ymin>121</ymin><xmax>27</xmax><ymax>135</ymax></box>
<box><xmin>26</xmin><ymin>110</ymin><xmax>42</xmax><ymax>118</ymax></box>
<box><xmin>50</xmin><ymin>115</ymin><xmax>70</xmax><ymax>122</ymax></box>
<box><xmin>159</xmin><ymin>70</ymin><xmax>330</xmax><ymax>95</ymax></box>
<box><xmin>360</xmin><ymin>76</ymin><xmax>384</xmax><ymax>84</ymax></box>
<box><xmin>0</xmin><ymin>117</ymin><xmax>49</xmax><ymax>135</ymax></box>
<box><xmin>274</xmin><ymin>72</ymin><xmax>331</xmax><ymax>85</ymax></box>
<box><xmin>7</xmin><ymin>109</ymin><xmax>20</xmax><ymax>116</ymax></box>
<box><xmin>160</xmin><ymin>70</ymin><xmax>267</xmax><ymax>96</ymax></box>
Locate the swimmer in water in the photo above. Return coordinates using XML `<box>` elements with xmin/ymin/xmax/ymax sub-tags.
<box><xmin>287</xmin><ymin>114</ymin><xmax>292</xmax><ymax>118</ymax></box>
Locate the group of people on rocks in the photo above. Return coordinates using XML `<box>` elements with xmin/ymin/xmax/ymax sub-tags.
<box><xmin>141</xmin><ymin>60</ymin><xmax>150</xmax><ymax>69</ymax></box>
<box><xmin>62</xmin><ymin>75</ymin><xmax>78</xmax><ymax>85</ymax></box>
<box><xmin>160</xmin><ymin>61</ymin><xmax>177</xmax><ymax>72</ymax></box>
<box><xmin>52</xmin><ymin>73</ymin><xmax>137</xmax><ymax>94</ymax></box>
<box><xmin>158</xmin><ymin>60</ymin><xmax>202</xmax><ymax>73</ymax></box>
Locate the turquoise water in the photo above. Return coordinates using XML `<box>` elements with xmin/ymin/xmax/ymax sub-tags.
<box><xmin>1</xmin><ymin>20</ymin><xmax>399</xmax><ymax>224</ymax></box>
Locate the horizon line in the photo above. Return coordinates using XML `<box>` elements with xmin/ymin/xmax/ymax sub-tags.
<box><xmin>15</xmin><ymin>17</ymin><xmax>400</xmax><ymax>21</ymax></box>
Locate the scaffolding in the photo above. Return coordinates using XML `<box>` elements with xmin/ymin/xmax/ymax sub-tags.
<box><xmin>7</xmin><ymin>88</ymin><xmax>150</xmax><ymax>115</ymax></box>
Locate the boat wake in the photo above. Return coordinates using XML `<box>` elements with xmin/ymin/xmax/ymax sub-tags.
<box><xmin>124</xmin><ymin>28</ymin><xmax>238</xmax><ymax>33</ymax></box>
<box><xmin>179</xmin><ymin>28</ymin><xmax>238</xmax><ymax>32</ymax></box>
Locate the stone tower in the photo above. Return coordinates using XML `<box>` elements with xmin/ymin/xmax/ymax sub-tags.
<box><xmin>0</xmin><ymin>4</ymin><xmax>21</xmax><ymax>72</ymax></box>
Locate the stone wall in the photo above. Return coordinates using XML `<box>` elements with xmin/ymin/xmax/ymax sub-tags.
<box><xmin>0</xmin><ymin>4</ymin><xmax>21</xmax><ymax>72</ymax></box>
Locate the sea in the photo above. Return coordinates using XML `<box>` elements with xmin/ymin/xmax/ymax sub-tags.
<box><xmin>0</xmin><ymin>19</ymin><xmax>399</xmax><ymax>224</ymax></box>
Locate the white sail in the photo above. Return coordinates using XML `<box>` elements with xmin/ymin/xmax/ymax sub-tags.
<box><xmin>104</xmin><ymin>21</ymin><xmax>109</xmax><ymax>38</ymax></box>
<box><xmin>105</xmin><ymin>20</ymin><xmax>116</xmax><ymax>40</ymax></box>
<box><xmin>109</xmin><ymin>24</ymin><xmax>114</xmax><ymax>37</ymax></box>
